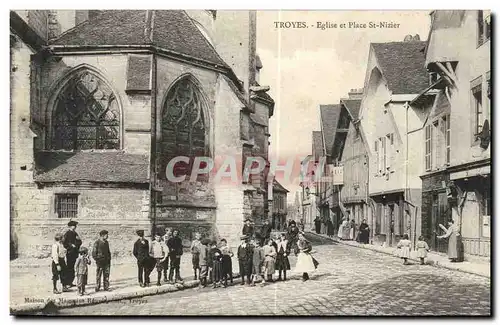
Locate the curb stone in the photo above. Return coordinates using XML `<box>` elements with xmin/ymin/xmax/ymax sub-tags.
<box><xmin>306</xmin><ymin>232</ymin><xmax>490</xmax><ymax>279</ymax></box>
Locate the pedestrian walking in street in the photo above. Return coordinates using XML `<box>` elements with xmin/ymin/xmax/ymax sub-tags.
<box><xmin>92</xmin><ymin>230</ymin><xmax>111</xmax><ymax>292</ymax></box>
<box><xmin>298</xmin><ymin>219</ymin><xmax>305</xmax><ymax>232</ymax></box>
<box><xmin>62</xmin><ymin>220</ymin><xmax>82</xmax><ymax>288</ymax></box>
<box><xmin>74</xmin><ymin>247</ymin><xmax>91</xmax><ymax>296</ymax></box>
<box><xmin>197</xmin><ymin>238</ymin><xmax>210</xmax><ymax>289</ymax></box>
<box><xmin>250</xmin><ymin>238</ymin><xmax>264</xmax><ymax>286</ymax></box>
<box><xmin>237</xmin><ymin>235</ymin><xmax>253</xmax><ymax>286</ymax></box>
<box><xmin>220</xmin><ymin>238</ymin><xmax>234</xmax><ymax>285</ymax></box>
<box><xmin>162</xmin><ymin>229</ymin><xmax>172</xmax><ymax>283</ymax></box>
<box><xmin>314</xmin><ymin>216</ymin><xmax>321</xmax><ymax>234</ymax></box>
<box><xmin>275</xmin><ymin>233</ymin><xmax>290</xmax><ymax>281</ymax></box>
<box><xmin>190</xmin><ymin>232</ymin><xmax>202</xmax><ymax>280</ymax></box>
<box><xmin>208</xmin><ymin>240</ymin><xmax>224</xmax><ymax>288</ymax></box>
<box><xmin>294</xmin><ymin>232</ymin><xmax>319</xmax><ymax>282</ymax></box>
<box><xmin>149</xmin><ymin>233</ymin><xmax>167</xmax><ymax>286</ymax></box>
<box><xmin>417</xmin><ymin>236</ymin><xmax>430</xmax><ymax>265</ymax></box>
<box><xmin>51</xmin><ymin>233</ymin><xmax>67</xmax><ymax>294</ymax></box>
<box><xmin>397</xmin><ymin>234</ymin><xmax>412</xmax><ymax>265</ymax></box>
<box><xmin>167</xmin><ymin>229</ymin><xmax>184</xmax><ymax>283</ymax></box>
<box><xmin>133</xmin><ymin>230</ymin><xmax>150</xmax><ymax>287</ymax></box>
<box><xmin>242</xmin><ymin>218</ymin><xmax>254</xmax><ymax>239</ymax></box>
<box><xmin>437</xmin><ymin>219</ymin><xmax>461</xmax><ymax>262</ymax></box>
<box><xmin>358</xmin><ymin>219</ymin><xmax>370</xmax><ymax>244</ymax></box>
<box><xmin>262</xmin><ymin>238</ymin><xmax>277</xmax><ymax>282</ymax></box>
<box><xmin>326</xmin><ymin>217</ymin><xmax>335</xmax><ymax>238</ymax></box>
<box><xmin>340</xmin><ymin>217</ymin><xmax>350</xmax><ymax>240</ymax></box>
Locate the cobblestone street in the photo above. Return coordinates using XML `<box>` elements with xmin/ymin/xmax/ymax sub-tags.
<box><xmin>49</xmin><ymin>238</ymin><xmax>491</xmax><ymax>316</ymax></box>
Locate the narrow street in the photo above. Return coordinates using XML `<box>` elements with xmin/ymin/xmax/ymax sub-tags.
<box><xmin>49</xmin><ymin>235</ymin><xmax>490</xmax><ymax>316</ymax></box>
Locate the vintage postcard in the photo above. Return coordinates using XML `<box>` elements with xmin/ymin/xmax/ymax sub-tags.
<box><xmin>10</xmin><ymin>9</ymin><xmax>491</xmax><ymax>316</ymax></box>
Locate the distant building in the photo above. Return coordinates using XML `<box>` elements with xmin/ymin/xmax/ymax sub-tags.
<box><xmin>271</xmin><ymin>179</ymin><xmax>289</xmax><ymax>231</ymax></box>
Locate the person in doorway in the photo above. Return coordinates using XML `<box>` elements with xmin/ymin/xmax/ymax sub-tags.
<box><xmin>51</xmin><ymin>233</ymin><xmax>67</xmax><ymax>294</ymax></box>
<box><xmin>397</xmin><ymin>234</ymin><xmax>412</xmax><ymax>265</ymax></box>
<box><xmin>417</xmin><ymin>236</ymin><xmax>430</xmax><ymax>265</ymax></box>
<box><xmin>437</xmin><ymin>219</ymin><xmax>460</xmax><ymax>262</ymax></box>
<box><xmin>167</xmin><ymin>229</ymin><xmax>184</xmax><ymax>283</ymax></box>
<box><xmin>92</xmin><ymin>230</ymin><xmax>111</xmax><ymax>292</ymax></box>
<box><xmin>62</xmin><ymin>220</ymin><xmax>82</xmax><ymax>288</ymax></box>
<box><xmin>133</xmin><ymin>230</ymin><xmax>150</xmax><ymax>287</ymax></box>
<box><xmin>314</xmin><ymin>216</ymin><xmax>321</xmax><ymax>234</ymax></box>
<box><xmin>294</xmin><ymin>232</ymin><xmax>318</xmax><ymax>281</ymax></box>
<box><xmin>358</xmin><ymin>219</ymin><xmax>370</xmax><ymax>244</ymax></box>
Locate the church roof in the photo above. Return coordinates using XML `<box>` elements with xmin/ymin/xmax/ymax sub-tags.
<box><xmin>371</xmin><ymin>41</ymin><xmax>428</xmax><ymax>95</ymax></box>
<box><xmin>34</xmin><ymin>151</ymin><xmax>149</xmax><ymax>184</ymax></box>
<box><xmin>50</xmin><ymin>10</ymin><xmax>227</xmax><ymax>68</ymax></box>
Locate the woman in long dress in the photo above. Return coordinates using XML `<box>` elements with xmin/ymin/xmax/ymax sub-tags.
<box><xmin>358</xmin><ymin>219</ymin><xmax>370</xmax><ymax>244</ymax></box>
<box><xmin>287</xmin><ymin>221</ymin><xmax>300</xmax><ymax>254</ymax></box>
<box><xmin>339</xmin><ymin>218</ymin><xmax>349</xmax><ymax>240</ymax></box>
<box><xmin>294</xmin><ymin>233</ymin><xmax>318</xmax><ymax>281</ymax></box>
<box><xmin>437</xmin><ymin>219</ymin><xmax>460</xmax><ymax>262</ymax></box>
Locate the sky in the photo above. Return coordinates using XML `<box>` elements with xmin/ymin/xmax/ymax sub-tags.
<box><xmin>256</xmin><ymin>10</ymin><xmax>431</xmax><ymax>203</ymax></box>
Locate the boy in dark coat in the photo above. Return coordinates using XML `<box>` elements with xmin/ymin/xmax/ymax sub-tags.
<box><xmin>167</xmin><ymin>229</ymin><xmax>184</xmax><ymax>283</ymax></box>
<box><xmin>92</xmin><ymin>230</ymin><xmax>111</xmax><ymax>292</ymax></box>
<box><xmin>208</xmin><ymin>240</ymin><xmax>224</xmax><ymax>288</ymax></box>
<box><xmin>237</xmin><ymin>235</ymin><xmax>253</xmax><ymax>285</ymax></box>
<box><xmin>242</xmin><ymin>219</ymin><xmax>254</xmax><ymax>238</ymax></box>
<box><xmin>133</xmin><ymin>230</ymin><xmax>150</xmax><ymax>287</ymax></box>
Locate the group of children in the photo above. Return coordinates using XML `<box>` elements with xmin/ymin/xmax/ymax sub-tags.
<box><xmin>52</xmin><ymin>230</ymin><xmax>110</xmax><ymax>296</ymax></box>
<box><xmin>397</xmin><ymin>234</ymin><xmax>431</xmax><ymax>265</ymax></box>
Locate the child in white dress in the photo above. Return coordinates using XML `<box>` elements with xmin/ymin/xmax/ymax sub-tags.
<box><xmin>396</xmin><ymin>233</ymin><xmax>411</xmax><ymax>265</ymax></box>
<box><xmin>416</xmin><ymin>236</ymin><xmax>430</xmax><ymax>265</ymax></box>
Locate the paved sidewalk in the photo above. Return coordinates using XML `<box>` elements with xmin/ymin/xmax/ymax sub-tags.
<box><xmin>307</xmin><ymin>232</ymin><xmax>490</xmax><ymax>278</ymax></box>
<box><xmin>10</xmin><ymin>252</ymin><xmax>242</xmax><ymax>314</ymax></box>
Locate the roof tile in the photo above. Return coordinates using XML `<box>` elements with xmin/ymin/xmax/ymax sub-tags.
<box><xmin>320</xmin><ymin>104</ymin><xmax>341</xmax><ymax>156</ymax></box>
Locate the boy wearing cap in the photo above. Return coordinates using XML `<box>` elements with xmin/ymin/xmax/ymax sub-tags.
<box><xmin>62</xmin><ymin>220</ymin><xmax>82</xmax><ymax>287</ymax></box>
<box><xmin>92</xmin><ymin>230</ymin><xmax>111</xmax><ymax>292</ymax></box>
<box><xmin>197</xmin><ymin>238</ymin><xmax>210</xmax><ymax>289</ymax></box>
<box><xmin>190</xmin><ymin>232</ymin><xmax>202</xmax><ymax>280</ymax></box>
<box><xmin>133</xmin><ymin>230</ymin><xmax>150</xmax><ymax>287</ymax></box>
<box><xmin>75</xmin><ymin>246</ymin><xmax>91</xmax><ymax>296</ymax></box>
<box><xmin>51</xmin><ymin>233</ymin><xmax>67</xmax><ymax>294</ymax></box>
<box><xmin>149</xmin><ymin>233</ymin><xmax>167</xmax><ymax>286</ymax></box>
<box><xmin>237</xmin><ymin>235</ymin><xmax>253</xmax><ymax>285</ymax></box>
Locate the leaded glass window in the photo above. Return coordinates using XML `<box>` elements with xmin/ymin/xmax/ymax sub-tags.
<box><xmin>52</xmin><ymin>71</ymin><xmax>120</xmax><ymax>150</ymax></box>
<box><xmin>161</xmin><ymin>78</ymin><xmax>207</xmax><ymax>179</ymax></box>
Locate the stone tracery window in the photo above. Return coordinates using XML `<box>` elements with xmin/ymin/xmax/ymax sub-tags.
<box><xmin>161</xmin><ymin>78</ymin><xmax>207</xmax><ymax>179</ymax></box>
<box><xmin>52</xmin><ymin>71</ymin><xmax>120</xmax><ymax>150</ymax></box>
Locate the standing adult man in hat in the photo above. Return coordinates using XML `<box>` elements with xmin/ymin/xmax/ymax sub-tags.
<box><xmin>133</xmin><ymin>230</ymin><xmax>150</xmax><ymax>287</ymax></box>
<box><xmin>242</xmin><ymin>218</ymin><xmax>254</xmax><ymax>238</ymax></box>
<box><xmin>62</xmin><ymin>220</ymin><xmax>82</xmax><ymax>287</ymax></box>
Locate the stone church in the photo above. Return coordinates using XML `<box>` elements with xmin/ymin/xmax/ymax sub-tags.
<box><xmin>10</xmin><ymin>10</ymin><xmax>274</xmax><ymax>258</ymax></box>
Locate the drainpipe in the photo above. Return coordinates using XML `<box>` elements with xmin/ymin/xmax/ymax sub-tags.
<box><xmin>150</xmin><ymin>49</ymin><xmax>158</xmax><ymax>236</ymax></box>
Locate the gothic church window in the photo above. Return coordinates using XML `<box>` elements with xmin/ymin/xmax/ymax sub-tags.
<box><xmin>52</xmin><ymin>71</ymin><xmax>120</xmax><ymax>150</ymax></box>
<box><xmin>161</xmin><ymin>78</ymin><xmax>207</xmax><ymax>180</ymax></box>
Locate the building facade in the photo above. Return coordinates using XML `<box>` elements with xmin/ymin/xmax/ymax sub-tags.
<box><xmin>417</xmin><ymin>10</ymin><xmax>491</xmax><ymax>257</ymax></box>
<box><xmin>359</xmin><ymin>37</ymin><xmax>429</xmax><ymax>247</ymax></box>
<box><xmin>271</xmin><ymin>179</ymin><xmax>289</xmax><ymax>231</ymax></box>
<box><xmin>10</xmin><ymin>10</ymin><xmax>275</xmax><ymax>258</ymax></box>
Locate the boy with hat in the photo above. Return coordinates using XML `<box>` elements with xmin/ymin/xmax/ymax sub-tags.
<box><xmin>92</xmin><ymin>230</ymin><xmax>111</xmax><ymax>292</ymax></box>
<box><xmin>197</xmin><ymin>238</ymin><xmax>210</xmax><ymax>289</ymax></box>
<box><xmin>237</xmin><ymin>235</ymin><xmax>253</xmax><ymax>285</ymax></box>
<box><xmin>133</xmin><ymin>229</ymin><xmax>150</xmax><ymax>287</ymax></box>
<box><xmin>62</xmin><ymin>220</ymin><xmax>82</xmax><ymax>287</ymax></box>
<box><xmin>74</xmin><ymin>246</ymin><xmax>91</xmax><ymax>296</ymax></box>
<box><xmin>242</xmin><ymin>219</ymin><xmax>254</xmax><ymax>238</ymax></box>
<box><xmin>190</xmin><ymin>232</ymin><xmax>202</xmax><ymax>280</ymax></box>
<box><xmin>51</xmin><ymin>233</ymin><xmax>67</xmax><ymax>294</ymax></box>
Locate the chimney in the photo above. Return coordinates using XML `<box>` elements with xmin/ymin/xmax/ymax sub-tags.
<box><xmin>348</xmin><ymin>88</ymin><xmax>364</xmax><ymax>100</ymax></box>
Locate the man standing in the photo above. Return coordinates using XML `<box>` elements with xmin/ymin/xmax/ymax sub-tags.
<box><xmin>92</xmin><ymin>230</ymin><xmax>111</xmax><ymax>292</ymax></box>
<box><xmin>167</xmin><ymin>229</ymin><xmax>184</xmax><ymax>283</ymax></box>
<box><xmin>259</xmin><ymin>219</ymin><xmax>272</xmax><ymax>246</ymax></box>
<box><xmin>62</xmin><ymin>220</ymin><xmax>82</xmax><ymax>287</ymax></box>
<box><xmin>133</xmin><ymin>230</ymin><xmax>150</xmax><ymax>287</ymax></box>
<box><xmin>314</xmin><ymin>216</ymin><xmax>321</xmax><ymax>234</ymax></box>
<box><xmin>237</xmin><ymin>235</ymin><xmax>253</xmax><ymax>285</ymax></box>
<box><xmin>242</xmin><ymin>218</ymin><xmax>254</xmax><ymax>238</ymax></box>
